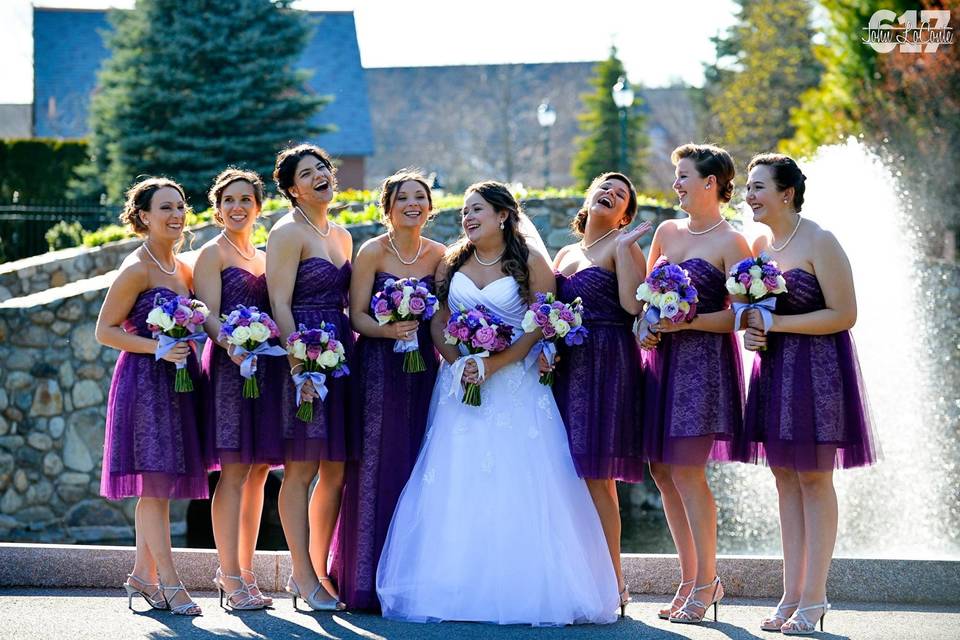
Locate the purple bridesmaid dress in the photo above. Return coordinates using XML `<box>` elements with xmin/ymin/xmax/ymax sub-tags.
<box><xmin>200</xmin><ymin>267</ymin><xmax>284</xmax><ymax>469</ymax></box>
<box><xmin>100</xmin><ymin>287</ymin><xmax>208</xmax><ymax>500</ymax></box>
<box><xmin>642</xmin><ymin>258</ymin><xmax>745</xmax><ymax>464</ymax></box>
<box><xmin>739</xmin><ymin>269</ymin><xmax>878</xmax><ymax>470</ymax></box>
<box><xmin>279</xmin><ymin>257</ymin><xmax>357</xmax><ymax>461</ymax></box>
<box><xmin>553</xmin><ymin>267</ymin><xmax>645</xmax><ymax>481</ymax></box>
<box><xmin>330</xmin><ymin>273</ymin><xmax>439</xmax><ymax>610</ymax></box>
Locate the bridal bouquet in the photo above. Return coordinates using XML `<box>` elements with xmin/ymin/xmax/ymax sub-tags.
<box><xmin>634</xmin><ymin>257</ymin><xmax>699</xmax><ymax>341</ymax></box>
<box><xmin>726</xmin><ymin>254</ymin><xmax>787</xmax><ymax>339</ymax></box>
<box><xmin>286</xmin><ymin>322</ymin><xmax>350</xmax><ymax>422</ymax></box>
<box><xmin>521</xmin><ymin>292</ymin><xmax>588</xmax><ymax>386</ymax></box>
<box><xmin>218</xmin><ymin>305</ymin><xmax>286</xmax><ymax>398</ymax></box>
<box><xmin>371</xmin><ymin>276</ymin><xmax>440</xmax><ymax>373</ymax></box>
<box><xmin>147</xmin><ymin>293</ymin><xmax>209</xmax><ymax>392</ymax></box>
<box><xmin>443</xmin><ymin>304</ymin><xmax>514</xmax><ymax>406</ymax></box>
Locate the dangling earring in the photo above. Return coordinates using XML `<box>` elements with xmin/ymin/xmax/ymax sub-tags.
<box><xmin>499</xmin><ymin>220</ymin><xmax>505</xmax><ymax>230</ymax></box>
<box><xmin>704</xmin><ymin>184</ymin><xmax>710</xmax><ymax>190</ymax></box>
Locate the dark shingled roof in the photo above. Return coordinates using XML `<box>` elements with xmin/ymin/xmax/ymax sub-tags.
<box><xmin>31</xmin><ymin>7</ymin><xmax>373</xmax><ymax>156</ymax></box>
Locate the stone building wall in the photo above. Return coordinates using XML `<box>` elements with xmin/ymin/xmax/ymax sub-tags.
<box><xmin>0</xmin><ymin>198</ymin><xmax>677</xmax><ymax>544</ymax></box>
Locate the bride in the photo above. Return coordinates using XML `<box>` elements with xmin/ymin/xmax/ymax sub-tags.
<box><xmin>376</xmin><ymin>181</ymin><xmax>619</xmax><ymax>625</ymax></box>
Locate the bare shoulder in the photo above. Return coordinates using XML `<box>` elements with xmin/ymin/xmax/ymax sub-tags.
<box><xmin>114</xmin><ymin>256</ymin><xmax>150</xmax><ymax>289</ymax></box>
<box><xmin>751</xmin><ymin>231</ymin><xmax>771</xmax><ymax>255</ymax></box>
<box><xmin>357</xmin><ymin>234</ymin><xmax>387</xmax><ymax>258</ymax></box>
<box><xmin>196</xmin><ymin>236</ymin><xmax>224</xmax><ymax>264</ymax></box>
<box><xmin>266</xmin><ymin>213</ymin><xmax>303</xmax><ymax>247</ymax></box>
<box><xmin>423</xmin><ymin>236</ymin><xmax>448</xmax><ymax>255</ymax></box>
<box><xmin>810</xmin><ymin>221</ymin><xmax>845</xmax><ymax>259</ymax></box>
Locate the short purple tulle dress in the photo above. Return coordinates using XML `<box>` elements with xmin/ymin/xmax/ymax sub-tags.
<box><xmin>331</xmin><ymin>272</ymin><xmax>439</xmax><ymax>611</ymax></box>
<box><xmin>200</xmin><ymin>267</ymin><xmax>284</xmax><ymax>469</ymax></box>
<box><xmin>100</xmin><ymin>286</ymin><xmax>208</xmax><ymax>500</ymax></box>
<box><xmin>739</xmin><ymin>269</ymin><xmax>878</xmax><ymax>470</ymax></box>
<box><xmin>553</xmin><ymin>267</ymin><xmax>644</xmax><ymax>481</ymax></box>
<box><xmin>642</xmin><ymin>258</ymin><xmax>744</xmax><ymax>464</ymax></box>
<box><xmin>279</xmin><ymin>257</ymin><xmax>357</xmax><ymax>461</ymax></box>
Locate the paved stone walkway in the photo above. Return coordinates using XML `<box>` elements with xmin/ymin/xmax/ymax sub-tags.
<box><xmin>1</xmin><ymin>588</ymin><xmax>958</xmax><ymax>639</ymax></box>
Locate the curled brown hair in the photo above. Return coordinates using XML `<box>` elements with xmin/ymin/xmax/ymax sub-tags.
<box><xmin>120</xmin><ymin>177</ymin><xmax>188</xmax><ymax>235</ymax></box>
<box><xmin>378</xmin><ymin>169</ymin><xmax>434</xmax><ymax>229</ymax></box>
<box><xmin>671</xmin><ymin>143</ymin><xmax>736</xmax><ymax>203</ymax></box>
<box><xmin>571</xmin><ymin>172</ymin><xmax>638</xmax><ymax>236</ymax></box>
<box><xmin>208</xmin><ymin>168</ymin><xmax>265</xmax><ymax>225</ymax></box>
<box><xmin>273</xmin><ymin>144</ymin><xmax>336</xmax><ymax>207</ymax></box>
<box><xmin>437</xmin><ymin>181</ymin><xmax>530</xmax><ymax>303</ymax></box>
<box><xmin>747</xmin><ymin>153</ymin><xmax>807</xmax><ymax>212</ymax></box>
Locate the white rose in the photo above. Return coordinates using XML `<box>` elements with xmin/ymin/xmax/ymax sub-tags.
<box><xmin>146</xmin><ymin>308</ymin><xmax>169</xmax><ymax>330</ymax></box>
<box><xmin>444</xmin><ymin>331</ymin><xmax>458</xmax><ymax>345</ymax></box>
<box><xmin>679</xmin><ymin>301</ymin><xmax>690</xmax><ymax>314</ymax></box>
<box><xmin>650</xmin><ymin>292</ymin><xmax>664</xmax><ymax>308</ymax></box>
<box><xmin>749</xmin><ymin>265</ymin><xmax>763</xmax><ymax>279</ymax></box>
<box><xmin>398</xmin><ymin>300</ymin><xmax>410</xmax><ymax>317</ymax></box>
<box><xmin>231</xmin><ymin>326</ymin><xmax>252</xmax><ymax>344</ymax></box>
<box><xmin>292</xmin><ymin>341</ymin><xmax>307</xmax><ymax>360</ymax></box>
<box><xmin>554</xmin><ymin>319</ymin><xmax>571</xmax><ymax>337</ymax></box>
<box><xmin>521</xmin><ymin>310</ymin><xmax>538</xmax><ymax>333</ymax></box>
<box><xmin>636</xmin><ymin>282</ymin><xmax>652</xmax><ymax>302</ymax></box>
<box><xmin>248</xmin><ymin>322</ymin><xmax>270</xmax><ymax>343</ymax></box>
<box><xmin>318</xmin><ymin>350</ymin><xmax>340</xmax><ymax>369</ymax></box>
<box><xmin>749</xmin><ymin>279</ymin><xmax>769</xmax><ymax>299</ymax></box>
<box><xmin>661</xmin><ymin>291</ymin><xmax>680</xmax><ymax>306</ymax></box>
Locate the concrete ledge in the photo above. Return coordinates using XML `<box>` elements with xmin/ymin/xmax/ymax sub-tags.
<box><xmin>2</xmin><ymin>543</ymin><xmax>957</xmax><ymax>605</ymax></box>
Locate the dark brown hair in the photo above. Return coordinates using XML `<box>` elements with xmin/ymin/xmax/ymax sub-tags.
<box><xmin>437</xmin><ymin>181</ymin><xmax>531</xmax><ymax>303</ymax></box>
<box><xmin>378</xmin><ymin>169</ymin><xmax>434</xmax><ymax>229</ymax></box>
<box><xmin>747</xmin><ymin>153</ymin><xmax>807</xmax><ymax>212</ymax></box>
<box><xmin>208</xmin><ymin>168</ymin><xmax>265</xmax><ymax>225</ymax></box>
<box><xmin>273</xmin><ymin>144</ymin><xmax>336</xmax><ymax>206</ymax></box>
<box><xmin>671</xmin><ymin>143</ymin><xmax>736</xmax><ymax>203</ymax></box>
<box><xmin>120</xmin><ymin>177</ymin><xmax>188</xmax><ymax>235</ymax></box>
<box><xmin>571</xmin><ymin>172</ymin><xmax>638</xmax><ymax>236</ymax></box>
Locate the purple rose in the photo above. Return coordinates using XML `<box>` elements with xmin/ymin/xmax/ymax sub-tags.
<box><xmin>172</xmin><ymin>307</ymin><xmax>190</xmax><ymax>325</ymax></box>
<box><xmin>762</xmin><ymin>275</ymin><xmax>779</xmax><ymax>291</ymax></box>
<box><xmin>738</xmin><ymin>272</ymin><xmax>752</xmax><ymax>286</ymax></box>
<box><xmin>457</xmin><ymin>324</ymin><xmax>472</xmax><ymax>341</ymax></box>
<box><xmin>542</xmin><ymin>323</ymin><xmax>557</xmax><ymax>339</ymax></box>
<box><xmin>473</xmin><ymin>326</ymin><xmax>497</xmax><ymax>350</ymax></box>
<box><xmin>373</xmin><ymin>299</ymin><xmax>391</xmax><ymax>316</ymax></box>
<box><xmin>559</xmin><ymin>308</ymin><xmax>574</xmax><ymax>322</ymax></box>
<box><xmin>307</xmin><ymin>346</ymin><xmax>322</xmax><ymax>361</ymax></box>
<box><xmin>534</xmin><ymin>311</ymin><xmax>549</xmax><ymax>327</ymax></box>
<box><xmin>390</xmin><ymin>291</ymin><xmax>404</xmax><ymax>307</ymax></box>
<box><xmin>409</xmin><ymin>297</ymin><xmax>426</xmax><ymax>314</ymax></box>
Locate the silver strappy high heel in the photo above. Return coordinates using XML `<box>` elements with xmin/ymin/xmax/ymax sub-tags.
<box><xmin>285</xmin><ymin>575</ymin><xmax>345</xmax><ymax>611</ymax></box>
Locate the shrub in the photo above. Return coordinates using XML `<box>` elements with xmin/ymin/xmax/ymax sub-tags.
<box><xmin>45</xmin><ymin>220</ymin><xmax>85</xmax><ymax>251</ymax></box>
<box><xmin>82</xmin><ymin>224</ymin><xmax>132</xmax><ymax>247</ymax></box>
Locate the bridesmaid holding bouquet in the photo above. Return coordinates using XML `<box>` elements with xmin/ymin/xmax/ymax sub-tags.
<box><xmin>550</xmin><ymin>172</ymin><xmax>650</xmax><ymax>616</ymax></box>
<box><xmin>96</xmin><ymin>177</ymin><xmax>206</xmax><ymax>616</ymax></box>
<box><xmin>640</xmin><ymin>144</ymin><xmax>751</xmax><ymax>625</ymax></box>
<box><xmin>331</xmin><ymin>170</ymin><xmax>446</xmax><ymax>610</ymax></box>
<box><xmin>740</xmin><ymin>153</ymin><xmax>878</xmax><ymax>635</ymax></box>
<box><xmin>195</xmin><ymin>168</ymin><xmax>283</xmax><ymax>610</ymax></box>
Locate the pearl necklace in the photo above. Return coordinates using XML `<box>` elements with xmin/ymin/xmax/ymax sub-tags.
<box><xmin>388</xmin><ymin>233</ymin><xmax>424</xmax><ymax>266</ymax></box>
<box><xmin>687</xmin><ymin>217</ymin><xmax>726</xmax><ymax>235</ymax></box>
<box><xmin>770</xmin><ymin>214</ymin><xmax>803</xmax><ymax>252</ymax></box>
<box><xmin>474</xmin><ymin>248</ymin><xmax>505</xmax><ymax>266</ymax></box>
<box><xmin>297</xmin><ymin>206</ymin><xmax>331</xmax><ymax>238</ymax></box>
<box><xmin>580</xmin><ymin>227</ymin><xmax>619</xmax><ymax>250</ymax></box>
<box><xmin>220</xmin><ymin>232</ymin><xmax>256</xmax><ymax>261</ymax></box>
<box><xmin>142</xmin><ymin>241</ymin><xmax>177</xmax><ymax>275</ymax></box>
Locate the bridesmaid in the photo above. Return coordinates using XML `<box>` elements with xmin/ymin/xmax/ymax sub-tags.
<box><xmin>96</xmin><ymin>177</ymin><xmax>206</xmax><ymax>615</ymax></box>
<box><xmin>195</xmin><ymin>169</ymin><xmax>282</xmax><ymax>610</ymax></box>
<box><xmin>331</xmin><ymin>170</ymin><xmax>445</xmax><ymax>610</ymax></box>
<box><xmin>550</xmin><ymin>172</ymin><xmax>650</xmax><ymax>616</ymax></box>
<box><xmin>740</xmin><ymin>153</ymin><xmax>877</xmax><ymax>635</ymax></box>
<box><xmin>639</xmin><ymin>143</ymin><xmax>750</xmax><ymax>624</ymax></box>
<box><xmin>266</xmin><ymin>144</ymin><xmax>354</xmax><ymax>611</ymax></box>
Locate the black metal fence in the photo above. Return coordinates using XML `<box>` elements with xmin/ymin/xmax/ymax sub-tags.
<box><xmin>0</xmin><ymin>201</ymin><xmax>120</xmax><ymax>263</ymax></box>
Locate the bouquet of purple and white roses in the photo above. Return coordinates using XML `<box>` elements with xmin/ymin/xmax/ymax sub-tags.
<box><xmin>726</xmin><ymin>253</ymin><xmax>787</xmax><ymax>337</ymax></box>
<box><xmin>146</xmin><ymin>293</ymin><xmax>209</xmax><ymax>392</ymax></box>
<box><xmin>634</xmin><ymin>257</ymin><xmax>699</xmax><ymax>341</ymax></box>
<box><xmin>218</xmin><ymin>305</ymin><xmax>287</xmax><ymax>399</ymax></box>
<box><xmin>286</xmin><ymin>322</ymin><xmax>350</xmax><ymax>422</ymax></box>
<box><xmin>521</xmin><ymin>292</ymin><xmax>588</xmax><ymax>386</ymax></box>
<box><xmin>443</xmin><ymin>304</ymin><xmax>514</xmax><ymax>406</ymax></box>
<box><xmin>371</xmin><ymin>276</ymin><xmax>440</xmax><ymax>373</ymax></box>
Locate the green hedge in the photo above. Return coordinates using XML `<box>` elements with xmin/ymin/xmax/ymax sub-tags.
<box><xmin>0</xmin><ymin>139</ymin><xmax>89</xmax><ymax>202</ymax></box>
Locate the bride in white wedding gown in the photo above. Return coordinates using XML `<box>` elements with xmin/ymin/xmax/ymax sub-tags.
<box><xmin>376</xmin><ymin>182</ymin><xmax>619</xmax><ymax>626</ymax></box>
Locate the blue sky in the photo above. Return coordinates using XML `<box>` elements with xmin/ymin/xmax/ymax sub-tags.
<box><xmin>2</xmin><ymin>0</ymin><xmax>737</xmax><ymax>104</ymax></box>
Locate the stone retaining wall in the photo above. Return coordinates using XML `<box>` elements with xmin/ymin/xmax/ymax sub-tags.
<box><xmin>0</xmin><ymin>198</ymin><xmax>677</xmax><ymax>543</ymax></box>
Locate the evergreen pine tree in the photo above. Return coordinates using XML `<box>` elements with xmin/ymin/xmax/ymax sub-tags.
<box><xmin>73</xmin><ymin>0</ymin><xmax>329</xmax><ymax>205</ymax></box>
<box><xmin>702</xmin><ymin>0</ymin><xmax>822</xmax><ymax>164</ymax></box>
<box><xmin>571</xmin><ymin>47</ymin><xmax>648</xmax><ymax>190</ymax></box>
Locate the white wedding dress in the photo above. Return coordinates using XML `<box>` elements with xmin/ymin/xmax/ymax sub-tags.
<box><xmin>376</xmin><ymin>271</ymin><xmax>619</xmax><ymax>626</ymax></box>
